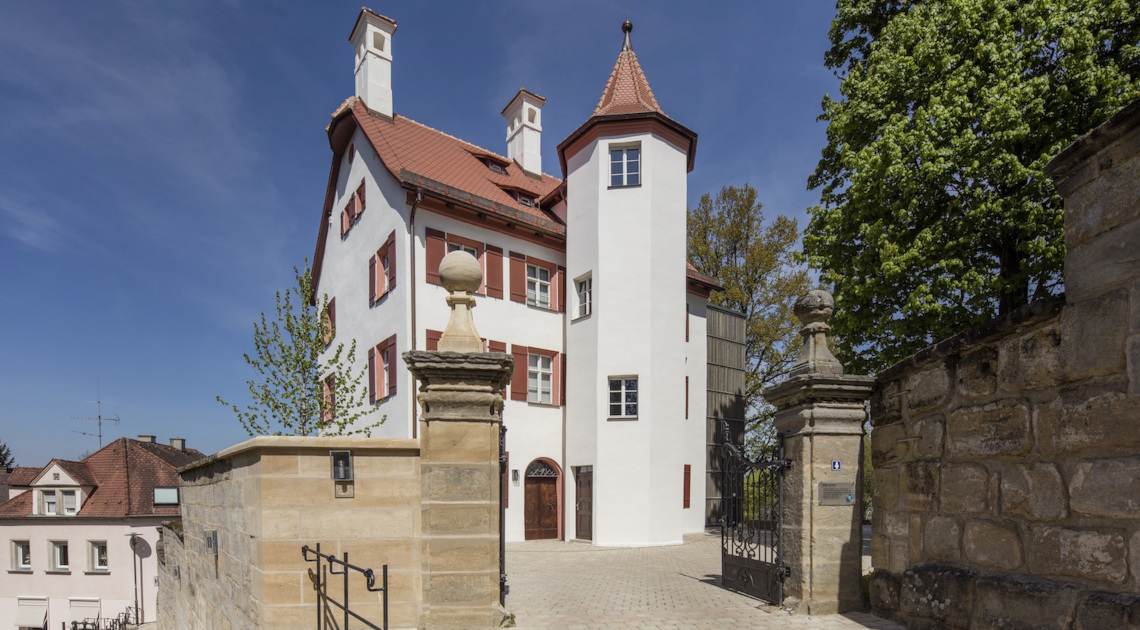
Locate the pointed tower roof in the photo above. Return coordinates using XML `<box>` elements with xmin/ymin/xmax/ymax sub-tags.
<box><xmin>592</xmin><ymin>20</ymin><xmax>664</xmax><ymax>116</ymax></box>
<box><xmin>557</xmin><ymin>19</ymin><xmax>697</xmax><ymax>177</ymax></box>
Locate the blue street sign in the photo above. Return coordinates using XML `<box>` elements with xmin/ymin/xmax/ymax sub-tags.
<box><xmin>832</xmin><ymin>460</ymin><xmax>841</xmax><ymax>471</ymax></box>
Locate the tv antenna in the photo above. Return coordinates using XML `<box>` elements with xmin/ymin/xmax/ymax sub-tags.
<box><xmin>72</xmin><ymin>381</ymin><xmax>120</xmax><ymax>449</ymax></box>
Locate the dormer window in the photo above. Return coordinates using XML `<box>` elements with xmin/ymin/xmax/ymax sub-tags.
<box><xmin>516</xmin><ymin>193</ymin><xmax>536</xmax><ymax>208</ymax></box>
<box><xmin>61</xmin><ymin>490</ymin><xmax>77</xmax><ymax>515</ymax></box>
<box><xmin>43</xmin><ymin>491</ymin><xmax>56</xmax><ymax>515</ymax></box>
<box><xmin>485</xmin><ymin>159</ymin><xmax>506</xmax><ymax>175</ymax></box>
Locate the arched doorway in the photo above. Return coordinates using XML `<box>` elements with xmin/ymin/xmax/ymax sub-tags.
<box><xmin>524</xmin><ymin>459</ymin><xmax>561</xmax><ymax>540</ymax></box>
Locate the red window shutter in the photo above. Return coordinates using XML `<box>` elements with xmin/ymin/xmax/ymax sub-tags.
<box><xmin>560</xmin><ymin>353</ymin><xmax>567</xmax><ymax>406</ymax></box>
<box><xmin>552</xmin><ymin>352</ymin><xmax>561</xmax><ymax>407</ymax></box>
<box><xmin>369</xmin><ymin>254</ymin><xmax>377</xmax><ymax>304</ymax></box>
<box><xmin>425</xmin><ymin>330</ymin><xmax>442</xmax><ymax>352</ymax></box>
<box><xmin>683</xmin><ymin>465</ymin><xmax>691</xmax><ymax>508</ymax></box>
<box><xmin>426</xmin><ymin>228</ymin><xmax>446</xmax><ymax>285</ymax></box>
<box><xmin>510</xmin><ymin>345</ymin><xmax>528</xmax><ymax>400</ymax></box>
<box><xmin>488</xmin><ymin>340</ymin><xmax>506</xmax><ymax>354</ymax></box>
<box><xmin>509</xmin><ymin>252</ymin><xmax>526</xmax><ymax>303</ymax></box>
<box><xmin>368</xmin><ymin>347</ymin><xmax>376</xmax><ymax>404</ymax></box>
<box><xmin>387</xmin><ymin>334</ymin><xmax>398</xmax><ymax>397</ymax></box>
<box><xmin>556</xmin><ymin>266</ymin><xmax>566</xmax><ymax>313</ymax></box>
<box><xmin>387</xmin><ymin>231</ymin><xmax>397</xmax><ymax>290</ymax></box>
<box><xmin>485</xmin><ymin>245</ymin><xmax>504</xmax><ymax>299</ymax></box>
<box><xmin>341</xmin><ymin>210</ymin><xmax>350</xmax><ymax>237</ymax></box>
<box><xmin>324</xmin><ymin>298</ymin><xmax>335</xmax><ymax>345</ymax></box>
<box><xmin>357</xmin><ymin>180</ymin><xmax>366</xmax><ymax>212</ymax></box>
<box><xmin>685</xmin><ymin>376</ymin><xmax>689</xmax><ymax>419</ymax></box>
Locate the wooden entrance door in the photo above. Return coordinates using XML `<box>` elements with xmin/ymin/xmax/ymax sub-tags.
<box><xmin>524</xmin><ymin>460</ymin><xmax>559</xmax><ymax>540</ymax></box>
<box><xmin>575</xmin><ymin>467</ymin><xmax>592</xmax><ymax>541</ymax></box>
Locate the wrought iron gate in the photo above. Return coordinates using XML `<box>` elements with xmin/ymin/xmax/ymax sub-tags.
<box><xmin>720</xmin><ymin>423</ymin><xmax>790</xmax><ymax>604</ymax></box>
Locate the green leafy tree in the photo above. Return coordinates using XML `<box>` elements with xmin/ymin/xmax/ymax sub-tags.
<box><xmin>0</xmin><ymin>441</ymin><xmax>15</xmax><ymax>469</ymax></box>
<box><xmin>218</xmin><ymin>262</ymin><xmax>382</xmax><ymax>436</ymax></box>
<box><xmin>806</xmin><ymin>0</ymin><xmax>1140</xmax><ymax>373</ymax></box>
<box><xmin>688</xmin><ymin>184</ymin><xmax>810</xmax><ymax>454</ymax></box>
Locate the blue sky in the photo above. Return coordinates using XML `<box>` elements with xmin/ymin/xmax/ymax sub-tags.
<box><xmin>0</xmin><ymin>1</ymin><xmax>841</xmax><ymax>466</ymax></box>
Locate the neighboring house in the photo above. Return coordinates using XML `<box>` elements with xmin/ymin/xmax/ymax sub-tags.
<box><xmin>314</xmin><ymin>9</ymin><xmax>721</xmax><ymax>548</ymax></box>
<box><xmin>0</xmin><ymin>436</ymin><xmax>203</xmax><ymax>628</ymax></box>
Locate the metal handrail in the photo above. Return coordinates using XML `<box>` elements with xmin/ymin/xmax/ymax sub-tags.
<box><xmin>302</xmin><ymin>543</ymin><xmax>388</xmax><ymax>630</ymax></box>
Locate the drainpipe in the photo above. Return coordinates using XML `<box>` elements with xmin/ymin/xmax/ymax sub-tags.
<box><xmin>409</xmin><ymin>186</ymin><xmax>423</xmax><ymax>438</ymax></box>
<box><xmin>128</xmin><ymin>533</ymin><xmax>140</xmax><ymax>623</ymax></box>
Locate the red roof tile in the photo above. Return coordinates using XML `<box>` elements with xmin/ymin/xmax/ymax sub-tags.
<box><xmin>5</xmin><ymin>467</ymin><xmax>38</xmax><ymax>486</ymax></box>
<box><xmin>345</xmin><ymin>98</ymin><xmax>564</xmax><ymax>227</ymax></box>
<box><xmin>0</xmin><ymin>438</ymin><xmax>204</xmax><ymax>518</ymax></box>
<box><xmin>593</xmin><ymin>21</ymin><xmax>663</xmax><ymax>117</ymax></box>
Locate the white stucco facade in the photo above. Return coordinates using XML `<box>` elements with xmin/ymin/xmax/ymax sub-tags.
<box><xmin>314</xmin><ymin>10</ymin><xmax>713</xmax><ymax>546</ymax></box>
<box><xmin>1</xmin><ymin>516</ymin><xmax>163</xmax><ymax>627</ymax></box>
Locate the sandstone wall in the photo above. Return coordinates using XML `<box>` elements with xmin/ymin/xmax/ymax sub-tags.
<box><xmin>157</xmin><ymin>437</ymin><xmax>421</xmax><ymax>630</ymax></box>
<box><xmin>868</xmin><ymin>100</ymin><xmax>1140</xmax><ymax>629</ymax></box>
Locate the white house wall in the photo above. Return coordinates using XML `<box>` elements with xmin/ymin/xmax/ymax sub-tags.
<box><xmin>684</xmin><ymin>294</ymin><xmax>709</xmax><ymax>534</ymax></box>
<box><xmin>413</xmin><ymin>210</ymin><xmax>566</xmax><ymax>543</ymax></box>
<box><xmin>0</xmin><ymin>516</ymin><xmax>165</xmax><ymax>626</ymax></box>
<box><xmin>319</xmin><ymin>127</ymin><xmax>412</xmax><ymax>439</ymax></box>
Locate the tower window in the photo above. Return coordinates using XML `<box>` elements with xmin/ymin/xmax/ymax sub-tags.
<box><xmin>608</xmin><ymin>377</ymin><xmax>639</xmax><ymax>418</ymax></box>
<box><xmin>610</xmin><ymin>145</ymin><xmax>640</xmax><ymax>187</ymax></box>
<box><xmin>373</xmin><ymin>32</ymin><xmax>386</xmax><ymax>51</ymax></box>
<box><xmin>576</xmin><ymin>276</ymin><xmax>592</xmax><ymax>318</ymax></box>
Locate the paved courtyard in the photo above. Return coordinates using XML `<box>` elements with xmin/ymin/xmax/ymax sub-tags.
<box><xmin>504</xmin><ymin>532</ymin><xmax>903</xmax><ymax>630</ymax></box>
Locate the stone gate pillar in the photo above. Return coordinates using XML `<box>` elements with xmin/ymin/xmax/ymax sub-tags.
<box><xmin>763</xmin><ymin>290</ymin><xmax>873</xmax><ymax>614</ymax></box>
<box><xmin>405</xmin><ymin>251</ymin><xmax>512</xmax><ymax>629</ymax></box>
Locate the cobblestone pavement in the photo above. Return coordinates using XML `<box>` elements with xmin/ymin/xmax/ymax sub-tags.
<box><xmin>505</xmin><ymin>532</ymin><xmax>903</xmax><ymax>630</ymax></box>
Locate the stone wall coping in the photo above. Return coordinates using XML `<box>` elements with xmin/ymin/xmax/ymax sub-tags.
<box><xmin>177</xmin><ymin>435</ymin><xmax>420</xmax><ymax>474</ymax></box>
<box><xmin>876</xmin><ymin>295</ymin><xmax>1065</xmax><ymax>383</ymax></box>
<box><xmin>1045</xmin><ymin>97</ymin><xmax>1140</xmax><ymax>181</ymax></box>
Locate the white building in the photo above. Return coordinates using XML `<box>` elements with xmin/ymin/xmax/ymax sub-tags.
<box><xmin>0</xmin><ymin>436</ymin><xmax>203</xmax><ymax>628</ymax></box>
<box><xmin>314</xmin><ymin>9</ymin><xmax>719</xmax><ymax>546</ymax></box>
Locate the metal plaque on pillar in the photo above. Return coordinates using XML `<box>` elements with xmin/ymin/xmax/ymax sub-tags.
<box><xmin>818</xmin><ymin>482</ymin><xmax>856</xmax><ymax>506</ymax></box>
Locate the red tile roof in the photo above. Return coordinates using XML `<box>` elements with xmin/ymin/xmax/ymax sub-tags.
<box><xmin>0</xmin><ymin>438</ymin><xmax>204</xmax><ymax>518</ymax></box>
<box><xmin>345</xmin><ymin>98</ymin><xmax>564</xmax><ymax>228</ymax></box>
<box><xmin>5</xmin><ymin>467</ymin><xmax>38</xmax><ymax>487</ymax></box>
<box><xmin>593</xmin><ymin>23</ymin><xmax>664</xmax><ymax>117</ymax></box>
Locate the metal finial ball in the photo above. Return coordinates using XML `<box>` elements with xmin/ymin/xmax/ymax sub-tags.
<box><xmin>622</xmin><ymin>19</ymin><xmax>633</xmax><ymax>34</ymax></box>
<box><xmin>439</xmin><ymin>250</ymin><xmax>482</xmax><ymax>294</ymax></box>
<box><xmin>794</xmin><ymin>290</ymin><xmax>835</xmax><ymax>326</ymax></box>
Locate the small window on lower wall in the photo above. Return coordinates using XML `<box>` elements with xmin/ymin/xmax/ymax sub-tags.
<box><xmin>50</xmin><ymin>541</ymin><xmax>69</xmax><ymax>571</ymax></box>
<box><xmin>89</xmin><ymin>541</ymin><xmax>108</xmax><ymax>572</ymax></box>
<box><xmin>12</xmin><ymin>540</ymin><xmax>30</xmax><ymax>570</ymax></box>
<box><xmin>608</xmin><ymin>377</ymin><xmax>638</xmax><ymax>419</ymax></box>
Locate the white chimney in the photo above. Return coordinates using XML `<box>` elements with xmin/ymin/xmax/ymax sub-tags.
<box><xmin>137</xmin><ymin>435</ymin><xmax>155</xmax><ymax>443</ymax></box>
<box><xmin>349</xmin><ymin>8</ymin><xmax>398</xmax><ymax>118</ymax></box>
<box><xmin>169</xmin><ymin>437</ymin><xmax>186</xmax><ymax>451</ymax></box>
<box><xmin>502</xmin><ymin>89</ymin><xmax>545</xmax><ymax>175</ymax></box>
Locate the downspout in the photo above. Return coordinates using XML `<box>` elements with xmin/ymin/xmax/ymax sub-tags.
<box><xmin>409</xmin><ymin>186</ymin><xmax>423</xmax><ymax>438</ymax></box>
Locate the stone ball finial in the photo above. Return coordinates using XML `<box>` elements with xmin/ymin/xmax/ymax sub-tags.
<box><xmin>794</xmin><ymin>289</ymin><xmax>835</xmax><ymax>327</ymax></box>
<box><xmin>439</xmin><ymin>250</ymin><xmax>482</xmax><ymax>294</ymax></box>
<box><xmin>622</xmin><ymin>19</ymin><xmax>633</xmax><ymax>34</ymax></box>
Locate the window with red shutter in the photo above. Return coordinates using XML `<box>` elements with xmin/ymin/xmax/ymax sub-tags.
<box><xmin>510</xmin><ymin>345</ymin><xmax>528</xmax><ymax>400</ymax></box>
<box><xmin>324</xmin><ymin>298</ymin><xmax>336</xmax><ymax>345</ymax></box>
<box><xmin>368</xmin><ymin>347</ymin><xmax>376</xmax><ymax>404</ymax></box>
<box><xmin>683</xmin><ymin>465</ymin><xmax>691</xmax><ymax>508</ymax></box>
<box><xmin>486</xmin><ymin>245</ymin><xmax>504</xmax><ymax>298</ymax></box>
<box><xmin>369</xmin><ymin>254</ymin><xmax>377</xmax><ymax>304</ymax></box>
<box><xmin>426</xmin><ymin>228</ymin><xmax>446</xmax><ymax>285</ymax></box>
<box><xmin>425</xmin><ymin>330</ymin><xmax>442</xmax><ymax>352</ymax></box>
<box><xmin>357</xmin><ymin>180</ymin><xmax>366</xmax><ymax>213</ymax></box>
<box><xmin>386</xmin><ymin>230</ymin><xmax>397</xmax><ymax>291</ymax></box>
<box><xmin>322</xmin><ymin>375</ymin><xmax>335</xmax><ymax>424</ymax></box>
<box><xmin>386</xmin><ymin>334</ymin><xmax>397</xmax><ymax>397</ymax></box>
<box><xmin>556</xmin><ymin>266</ymin><xmax>566</xmax><ymax>313</ymax></box>
<box><xmin>509</xmin><ymin>252</ymin><xmax>526</xmax><ymax>303</ymax></box>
